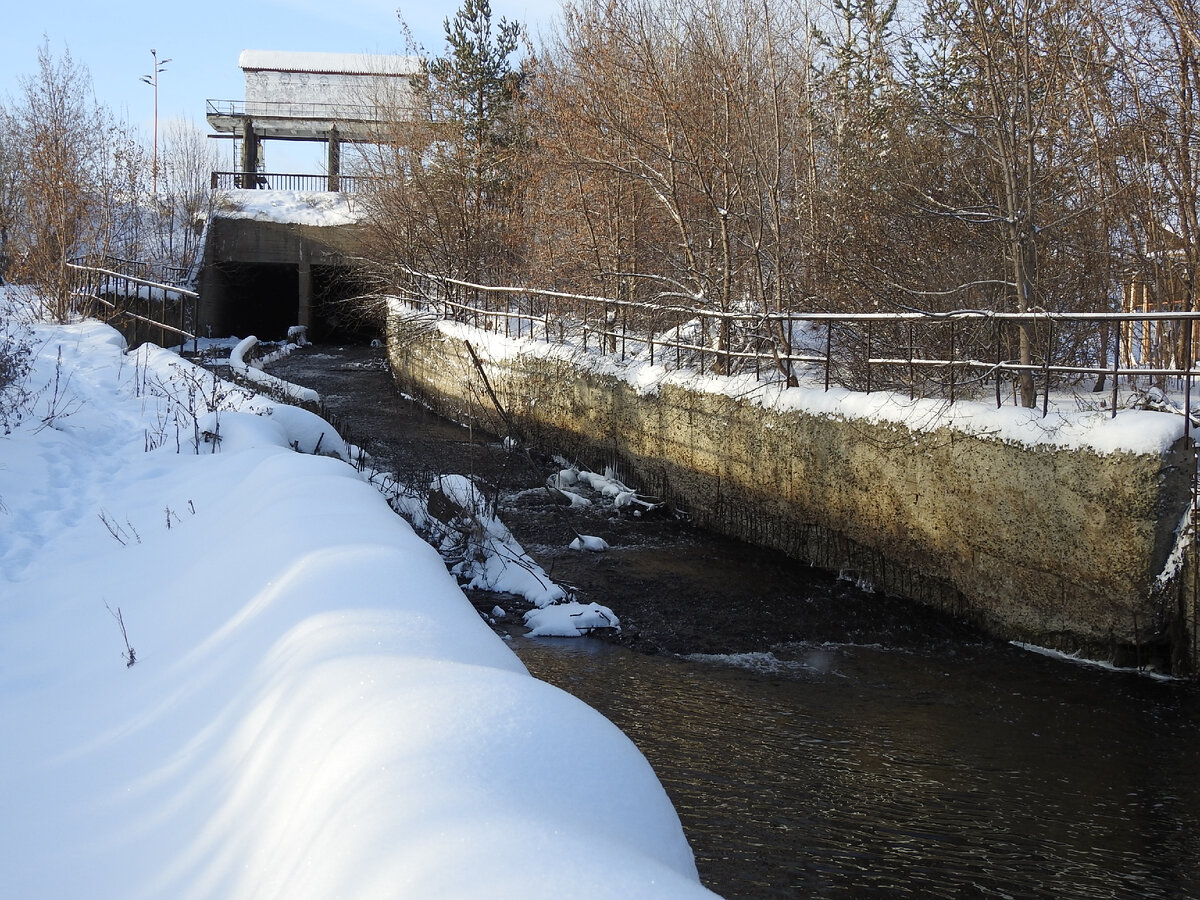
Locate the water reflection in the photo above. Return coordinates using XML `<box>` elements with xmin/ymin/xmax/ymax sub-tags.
<box><xmin>510</xmin><ymin>635</ymin><xmax>1200</xmax><ymax>899</ymax></box>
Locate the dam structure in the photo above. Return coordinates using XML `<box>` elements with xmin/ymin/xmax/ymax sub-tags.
<box><xmin>386</xmin><ymin>303</ymin><xmax>1198</xmax><ymax>674</ymax></box>
<box><xmin>198</xmin><ymin>49</ymin><xmax>420</xmax><ymax>340</ymax></box>
<box><xmin>195</xmin><ymin>194</ymin><xmax>367</xmax><ymax>341</ymax></box>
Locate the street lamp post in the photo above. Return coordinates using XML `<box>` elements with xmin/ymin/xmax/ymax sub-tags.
<box><xmin>141</xmin><ymin>49</ymin><xmax>172</xmax><ymax>196</ymax></box>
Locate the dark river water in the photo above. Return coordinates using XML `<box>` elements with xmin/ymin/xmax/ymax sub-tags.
<box><xmin>510</xmin><ymin>633</ymin><xmax>1200</xmax><ymax>899</ymax></box>
<box><xmin>267</xmin><ymin>344</ymin><xmax>1200</xmax><ymax>899</ymax></box>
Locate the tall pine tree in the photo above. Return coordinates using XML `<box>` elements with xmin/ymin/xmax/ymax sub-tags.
<box><xmin>427</xmin><ymin>0</ymin><xmax>525</xmax><ymax>281</ymax></box>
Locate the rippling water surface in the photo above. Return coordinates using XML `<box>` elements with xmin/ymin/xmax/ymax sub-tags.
<box><xmin>268</xmin><ymin>345</ymin><xmax>1200</xmax><ymax>899</ymax></box>
<box><xmin>511</xmin><ymin>635</ymin><xmax>1200</xmax><ymax>899</ymax></box>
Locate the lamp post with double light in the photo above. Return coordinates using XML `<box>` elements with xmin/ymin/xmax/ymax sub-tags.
<box><xmin>140</xmin><ymin>49</ymin><xmax>171</xmax><ymax>196</ymax></box>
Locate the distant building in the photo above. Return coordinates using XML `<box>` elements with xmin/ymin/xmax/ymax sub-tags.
<box><xmin>207</xmin><ymin>50</ymin><xmax>424</xmax><ymax>188</ymax></box>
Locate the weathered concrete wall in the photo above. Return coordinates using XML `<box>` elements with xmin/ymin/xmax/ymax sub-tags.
<box><xmin>201</xmin><ymin>216</ymin><xmax>365</xmax><ymax>268</ymax></box>
<box><xmin>388</xmin><ymin>312</ymin><xmax>1195</xmax><ymax>669</ymax></box>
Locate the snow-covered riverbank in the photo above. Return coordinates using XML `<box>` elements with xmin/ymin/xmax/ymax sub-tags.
<box><xmin>0</xmin><ymin>300</ymin><xmax>717</xmax><ymax>899</ymax></box>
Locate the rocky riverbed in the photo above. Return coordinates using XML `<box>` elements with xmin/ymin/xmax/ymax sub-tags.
<box><xmin>266</xmin><ymin>343</ymin><xmax>990</xmax><ymax>657</ymax></box>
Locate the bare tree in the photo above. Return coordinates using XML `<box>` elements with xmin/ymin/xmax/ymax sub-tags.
<box><xmin>5</xmin><ymin>41</ymin><xmax>137</xmax><ymax>320</ymax></box>
<box><xmin>1094</xmin><ymin>0</ymin><xmax>1200</xmax><ymax>373</ymax></box>
<box><xmin>530</xmin><ymin>0</ymin><xmax>829</xmax><ymax>372</ymax></box>
<box><xmin>0</xmin><ymin>107</ymin><xmax>20</xmax><ymax>282</ymax></box>
<box><xmin>899</xmin><ymin>0</ymin><xmax>1113</xmax><ymax>405</ymax></box>
<box><xmin>357</xmin><ymin>0</ymin><xmax>1200</xmax><ymax>400</ymax></box>
<box><xmin>154</xmin><ymin>119</ymin><xmax>221</xmax><ymax>276</ymax></box>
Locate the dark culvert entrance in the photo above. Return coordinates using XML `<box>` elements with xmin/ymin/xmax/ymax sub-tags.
<box><xmin>200</xmin><ymin>261</ymin><xmax>370</xmax><ymax>343</ymax></box>
<box><xmin>203</xmin><ymin>261</ymin><xmax>297</xmax><ymax>341</ymax></box>
<box><xmin>308</xmin><ymin>265</ymin><xmax>380</xmax><ymax>343</ymax></box>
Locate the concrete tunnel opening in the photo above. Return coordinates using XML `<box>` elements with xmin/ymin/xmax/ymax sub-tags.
<box><xmin>199</xmin><ymin>260</ymin><xmax>374</xmax><ymax>343</ymax></box>
<box><xmin>197</xmin><ymin>217</ymin><xmax>377</xmax><ymax>344</ymax></box>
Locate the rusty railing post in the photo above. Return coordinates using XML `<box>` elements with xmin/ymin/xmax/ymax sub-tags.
<box><xmin>865</xmin><ymin>321</ymin><xmax>873</xmax><ymax>394</ymax></box>
<box><xmin>995</xmin><ymin>318</ymin><xmax>1003</xmax><ymax>408</ymax></box>
<box><xmin>1042</xmin><ymin>319</ymin><xmax>1052</xmax><ymax>418</ymax></box>
<box><xmin>909</xmin><ymin>321</ymin><xmax>916</xmax><ymax>400</ymax></box>
<box><xmin>1111</xmin><ymin>319</ymin><xmax>1121</xmax><ymax>418</ymax></box>
<box><xmin>824</xmin><ymin>324</ymin><xmax>832</xmax><ymax>392</ymax></box>
<box><xmin>948</xmin><ymin>319</ymin><xmax>956</xmax><ymax>405</ymax></box>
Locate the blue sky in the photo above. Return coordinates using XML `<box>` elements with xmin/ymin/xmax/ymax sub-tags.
<box><xmin>1</xmin><ymin>0</ymin><xmax>560</xmax><ymax>171</ymax></box>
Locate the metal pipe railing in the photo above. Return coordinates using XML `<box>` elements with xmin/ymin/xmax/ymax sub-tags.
<box><xmin>210</xmin><ymin>171</ymin><xmax>376</xmax><ymax>193</ymax></box>
<box><xmin>66</xmin><ymin>262</ymin><xmax>198</xmax><ymax>352</ymax></box>
<box><xmin>391</xmin><ymin>270</ymin><xmax>1200</xmax><ymax>419</ymax></box>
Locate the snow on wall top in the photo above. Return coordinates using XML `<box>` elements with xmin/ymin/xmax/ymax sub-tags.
<box><xmin>238</xmin><ymin>50</ymin><xmax>423</xmax><ymax>77</ymax></box>
<box><xmin>423</xmin><ymin>313</ymin><xmax>1189</xmax><ymax>458</ymax></box>
<box><xmin>213</xmin><ymin>190</ymin><xmax>363</xmax><ymax>226</ymax></box>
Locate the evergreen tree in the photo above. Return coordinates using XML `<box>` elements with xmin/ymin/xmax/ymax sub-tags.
<box><xmin>427</xmin><ymin>0</ymin><xmax>525</xmax><ymax>281</ymax></box>
<box><xmin>429</xmin><ymin>0</ymin><xmax>522</xmax><ymax>168</ymax></box>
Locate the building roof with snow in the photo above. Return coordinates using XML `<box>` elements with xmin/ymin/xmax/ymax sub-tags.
<box><xmin>237</xmin><ymin>50</ymin><xmax>423</xmax><ymax>77</ymax></box>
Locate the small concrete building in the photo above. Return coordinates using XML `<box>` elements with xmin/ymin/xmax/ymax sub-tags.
<box><xmin>206</xmin><ymin>49</ymin><xmax>423</xmax><ymax>188</ymax></box>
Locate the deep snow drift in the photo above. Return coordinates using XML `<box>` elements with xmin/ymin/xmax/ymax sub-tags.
<box><xmin>0</xmin><ymin>302</ymin><xmax>717</xmax><ymax>899</ymax></box>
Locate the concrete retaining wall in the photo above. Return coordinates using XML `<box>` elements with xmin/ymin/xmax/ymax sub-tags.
<box><xmin>388</xmin><ymin>310</ymin><xmax>1196</xmax><ymax>670</ymax></box>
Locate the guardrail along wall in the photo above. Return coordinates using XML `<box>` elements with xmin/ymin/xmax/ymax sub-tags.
<box><xmin>387</xmin><ymin>307</ymin><xmax>1197</xmax><ymax>674</ymax></box>
<box><xmin>384</xmin><ymin>271</ymin><xmax>1200</xmax><ymax>418</ymax></box>
<box><xmin>67</xmin><ymin>262</ymin><xmax>197</xmax><ymax>350</ymax></box>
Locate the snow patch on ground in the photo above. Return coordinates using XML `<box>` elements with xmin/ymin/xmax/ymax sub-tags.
<box><xmin>0</xmin><ymin>300</ymin><xmax>716</xmax><ymax>899</ymax></box>
<box><xmin>213</xmin><ymin>189</ymin><xmax>363</xmax><ymax>227</ymax></box>
<box><xmin>197</xmin><ymin>406</ymin><xmax>350</xmax><ymax>462</ymax></box>
<box><xmin>547</xmin><ymin>461</ymin><xmax>661</xmax><ymax>516</ymax></box>
<box><xmin>570</xmin><ymin>534</ymin><xmax>611</xmax><ymax>552</ymax></box>
<box><xmin>426</xmin><ymin>474</ymin><xmax>567</xmax><ymax>607</ymax></box>
<box><xmin>525</xmin><ymin>602</ymin><xmax>621</xmax><ymax>637</ymax></box>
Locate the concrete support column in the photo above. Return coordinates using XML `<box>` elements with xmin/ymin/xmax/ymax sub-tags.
<box><xmin>298</xmin><ymin>241</ymin><xmax>313</xmax><ymax>330</ymax></box>
<box><xmin>240</xmin><ymin>120</ymin><xmax>261</xmax><ymax>189</ymax></box>
<box><xmin>327</xmin><ymin>126</ymin><xmax>341</xmax><ymax>192</ymax></box>
<box><xmin>197</xmin><ymin>262</ymin><xmax>232</xmax><ymax>338</ymax></box>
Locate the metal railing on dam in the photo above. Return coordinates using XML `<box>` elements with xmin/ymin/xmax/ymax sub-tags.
<box><xmin>390</xmin><ymin>271</ymin><xmax>1200</xmax><ymax>428</ymax></box>
<box><xmin>210</xmin><ymin>171</ymin><xmax>376</xmax><ymax>193</ymax></box>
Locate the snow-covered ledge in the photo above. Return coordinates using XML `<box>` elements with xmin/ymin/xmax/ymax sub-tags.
<box><xmin>387</xmin><ymin>305</ymin><xmax>1196</xmax><ymax>672</ymax></box>
<box><xmin>228</xmin><ymin>334</ymin><xmax>319</xmax><ymax>406</ymax></box>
